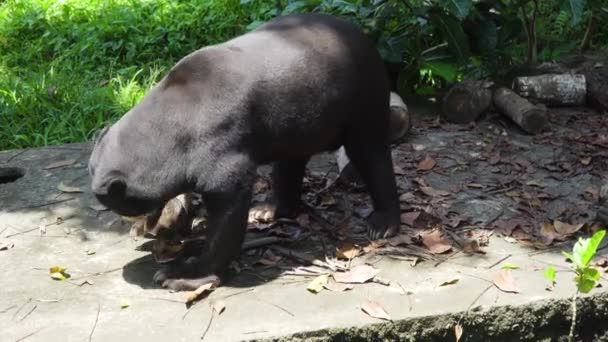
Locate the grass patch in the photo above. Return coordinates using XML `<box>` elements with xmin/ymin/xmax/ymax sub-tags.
<box><xmin>0</xmin><ymin>0</ymin><xmax>269</xmax><ymax>150</ymax></box>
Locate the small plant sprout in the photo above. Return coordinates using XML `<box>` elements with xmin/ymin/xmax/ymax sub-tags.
<box><xmin>545</xmin><ymin>229</ymin><xmax>606</xmax><ymax>342</ymax></box>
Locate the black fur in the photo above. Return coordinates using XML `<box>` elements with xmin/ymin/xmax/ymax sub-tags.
<box><xmin>89</xmin><ymin>13</ymin><xmax>400</xmax><ymax>290</ymax></box>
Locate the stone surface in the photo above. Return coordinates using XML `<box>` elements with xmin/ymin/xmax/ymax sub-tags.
<box><xmin>1</xmin><ymin>105</ymin><xmax>608</xmax><ymax>341</ymax></box>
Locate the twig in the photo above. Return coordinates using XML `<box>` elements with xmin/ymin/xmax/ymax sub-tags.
<box><xmin>434</xmin><ymin>251</ymin><xmax>461</xmax><ymax>268</ymax></box>
<box><xmin>12</xmin><ymin>298</ymin><xmax>32</xmax><ymax>320</ymax></box>
<box><xmin>269</xmin><ymin>245</ymin><xmax>336</xmax><ymax>271</ymax></box>
<box><xmin>15</xmin><ymin>327</ymin><xmax>44</xmax><ymax>342</ymax></box>
<box><xmin>242</xmin><ymin>236</ymin><xmax>288</xmax><ymax>250</ymax></box>
<box><xmin>201</xmin><ymin>308</ymin><xmax>215</xmax><ymax>341</ymax></box>
<box><xmin>9</xmin><ymin>198</ymin><xmax>74</xmax><ymax>212</ymax></box>
<box><xmin>218</xmin><ymin>288</ymin><xmax>255</xmax><ymax>300</ymax></box>
<box><xmin>148</xmin><ymin>297</ymin><xmax>185</xmax><ymax>304</ymax></box>
<box><xmin>486</xmin><ymin>254</ymin><xmax>512</xmax><ymax>269</ymax></box>
<box><xmin>0</xmin><ymin>304</ymin><xmax>16</xmax><ymax>314</ymax></box>
<box><xmin>89</xmin><ymin>303</ymin><xmax>100</xmax><ymax>342</ymax></box>
<box><xmin>457</xmin><ymin>284</ymin><xmax>494</xmax><ymax>325</ymax></box>
<box><xmin>18</xmin><ymin>305</ymin><xmax>37</xmax><ymax>322</ymax></box>
<box><xmin>569</xmin><ymin>291</ymin><xmax>578</xmax><ymax>342</ymax></box>
<box><xmin>70</xmin><ymin>267</ymin><xmax>123</xmax><ymax>281</ymax></box>
<box><xmin>34</xmin><ymin>298</ymin><xmax>60</xmax><ymax>303</ymax></box>
<box><xmin>4</xmin><ymin>149</ymin><xmax>27</xmax><ymax>163</ymax></box>
<box><xmin>256</xmin><ymin>298</ymin><xmax>295</xmax><ymax>317</ymax></box>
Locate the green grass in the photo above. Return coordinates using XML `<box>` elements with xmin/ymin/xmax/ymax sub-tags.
<box><xmin>0</xmin><ymin>0</ymin><xmax>271</xmax><ymax>150</ymax></box>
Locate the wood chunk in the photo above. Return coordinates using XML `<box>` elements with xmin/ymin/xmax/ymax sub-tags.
<box><xmin>513</xmin><ymin>74</ymin><xmax>586</xmax><ymax>106</ymax></box>
<box><xmin>441</xmin><ymin>80</ymin><xmax>493</xmax><ymax>124</ymax></box>
<box><xmin>493</xmin><ymin>87</ymin><xmax>547</xmax><ymax>134</ymax></box>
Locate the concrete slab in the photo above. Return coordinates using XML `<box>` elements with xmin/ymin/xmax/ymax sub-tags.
<box><xmin>1</xmin><ymin>106</ymin><xmax>608</xmax><ymax>341</ymax></box>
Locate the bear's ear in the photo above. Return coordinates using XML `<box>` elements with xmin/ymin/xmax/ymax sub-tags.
<box><xmin>92</xmin><ymin>126</ymin><xmax>110</xmax><ymax>146</ymax></box>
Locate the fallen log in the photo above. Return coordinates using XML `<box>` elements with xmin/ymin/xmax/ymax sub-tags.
<box><xmin>513</xmin><ymin>73</ymin><xmax>586</xmax><ymax>106</ymax></box>
<box><xmin>585</xmin><ymin>69</ymin><xmax>608</xmax><ymax>112</ymax></box>
<box><xmin>493</xmin><ymin>87</ymin><xmax>547</xmax><ymax>134</ymax></box>
<box><xmin>335</xmin><ymin>92</ymin><xmax>410</xmax><ymax>184</ymax></box>
<box><xmin>441</xmin><ymin>80</ymin><xmax>493</xmax><ymax>124</ymax></box>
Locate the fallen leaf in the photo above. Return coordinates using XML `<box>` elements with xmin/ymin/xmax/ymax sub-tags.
<box><xmin>466</xmin><ymin>183</ymin><xmax>485</xmax><ymax>189</ymax></box>
<box><xmin>488</xmin><ymin>154</ymin><xmax>501</xmax><ymax>165</ymax></box>
<box><xmin>439</xmin><ymin>278</ymin><xmax>460</xmax><ymax>287</ymax></box>
<box><xmin>336</xmin><ymin>243</ymin><xmax>360</xmax><ymax>260</ymax></box>
<box><xmin>57</xmin><ymin>182</ymin><xmax>82</xmax><ymax>193</ymax></box>
<box><xmin>296</xmin><ymin>213</ymin><xmax>310</xmax><ymax>227</ymax></box>
<box><xmin>393</xmin><ymin>164</ymin><xmax>406</xmax><ymax>175</ymax></box>
<box><xmin>420</xmin><ymin>186</ymin><xmax>450</xmax><ymax>197</ymax></box>
<box><xmin>307</xmin><ymin>274</ymin><xmax>330</xmax><ymax>293</ymax></box>
<box><xmin>363</xmin><ymin>240</ymin><xmax>386</xmax><ymax>253</ymax></box>
<box><xmin>45</xmin><ymin>159</ymin><xmax>76</xmax><ymax>170</ymax></box>
<box><xmin>387</xmin><ymin>234</ymin><xmax>413</xmax><ymax>247</ymax></box>
<box><xmin>49</xmin><ymin>266</ymin><xmax>70</xmax><ymax>281</ymax></box>
<box><xmin>462</xmin><ymin>240</ymin><xmax>486</xmax><ymax>254</ymax></box>
<box><xmin>0</xmin><ymin>240</ymin><xmax>14</xmax><ymax>251</ymax></box>
<box><xmin>120</xmin><ymin>302</ymin><xmax>129</xmax><ymax>309</ymax></box>
<box><xmin>455</xmin><ymin>324</ymin><xmax>463</xmax><ymax>342</ymax></box>
<box><xmin>361</xmin><ymin>300</ymin><xmax>391</xmax><ymax>321</ymax></box>
<box><xmin>417</xmin><ymin>155</ymin><xmax>437</xmax><ymax>171</ymax></box>
<box><xmin>420</xmin><ymin>229</ymin><xmax>452</xmax><ymax>254</ymax></box>
<box><xmin>253</xmin><ymin>178</ymin><xmax>269</xmax><ymax>194</ymax></box>
<box><xmin>88</xmin><ymin>203</ymin><xmax>108</xmax><ymax>212</ymax></box>
<box><xmin>211</xmin><ymin>300</ymin><xmax>226</xmax><ymax>315</ymax></box>
<box><xmin>333</xmin><ymin>264</ymin><xmax>380</xmax><ymax>284</ymax></box>
<box><xmin>184</xmin><ymin>283</ymin><xmax>216</xmax><ymax>304</ymax></box>
<box><xmin>539</xmin><ymin>222</ymin><xmax>559</xmax><ymax>245</ymax></box>
<box><xmin>85</xmin><ymin>249</ymin><xmax>96</xmax><ymax>255</ymax></box>
<box><xmin>553</xmin><ymin>221</ymin><xmax>584</xmax><ymax>236</ymax></box>
<box><xmin>525</xmin><ymin>180</ymin><xmax>545</xmax><ymax>188</ymax></box>
<box><xmin>78</xmin><ymin>280</ymin><xmax>95</xmax><ymax>286</ymax></box>
<box><xmin>580</xmin><ymin>156</ymin><xmax>592</xmax><ymax>165</ymax></box>
<box><xmin>400</xmin><ymin>211</ymin><xmax>421</xmax><ymax>226</ymax></box>
<box><xmin>320</xmin><ymin>193</ymin><xmax>337</xmax><ymax>207</ymax></box>
<box><xmin>323</xmin><ymin>281</ymin><xmax>354</xmax><ymax>292</ymax></box>
<box><xmin>501</xmin><ymin>264</ymin><xmax>520</xmax><ymax>270</ymax></box>
<box><xmin>493</xmin><ymin>270</ymin><xmax>520</xmax><ymax>293</ymax></box>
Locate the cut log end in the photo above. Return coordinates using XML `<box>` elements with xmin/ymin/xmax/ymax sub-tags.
<box><xmin>441</xmin><ymin>80</ymin><xmax>493</xmax><ymax>124</ymax></box>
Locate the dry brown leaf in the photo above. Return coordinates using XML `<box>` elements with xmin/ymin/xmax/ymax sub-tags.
<box><xmin>336</xmin><ymin>242</ymin><xmax>360</xmax><ymax>260</ymax></box>
<box><xmin>539</xmin><ymin>222</ymin><xmax>559</xmax><ymax>245</ymax></box>
<box><xmin>333</xmin><ymin>264</ymin><xmax>380</xmax><ymax>284</ymax></box>
<box><xmin>580</xmin><ymin>156</ymin><xmax>592</xmax><ymax>165</ymax></box>
<box><xmin>361</xmin><ymin>300</ymin><xmax>391</xmax><ymax>321</ymax></box>
<box><xmin>493</xmin><ymin>270</ymin><xmax>520</xmax><ymax>293</ymax></box>
<box><xmin>253</xmin><ymin>178</ymin><xmax>269</xmax><ymax>194</ymax></box>
<box><xmin>323</xmin><ymin>281</ymin><xmax>354</xmax><ymax>292</ymax></box>
<box><xmin>388</xmin><ymin>234</ymin><xmax>413</xmax><ymax>247</ymax></box>
<box><xmin>57</xmin><ymin>182</ymin><xmax>82</xmax><ymax>193</ymax></box>
<box><xmin>211</xmin><ymin>300</ymin><xmax>226</xmax><ymax>315</ymax></box>
<box><xmin>184</xmin><ymin>283</ymin><xmax>216</xmax><ymax>304</ymax></box>
<box><xmin>0</xmin><ymin>240</ymin><xmax>15</xmax><ymax>251</ymax></box>
<box><xmin>439</xmin><ymin>278</ymin><xmax>460</xmax><ymax>287</ymax></box>
<box><xmin>462</xmin><ymin>240</ymin><xmax>486</xmax><ymax>254</ymax></box>
<box><xmin>553</xmin><ymin>221</ymin><xmax>584</xmax><ymax>236</ymax></box>
<box><xmin>45</xmin><ymin>159</ymin><xmax>76</xmax><ymax>170</ymax></box>
<box><xmin>420</xmin><ymin>229</ymin><xmax>452</xmax><ymax>254</ymax></box>
<box><xmin>420</xmin><ymin>186</ymin><xmax>450</xmax><ymax>197</ymax></box>
<box><xmin>363</xmin><ymin>240</ymin><xmax>386</xmax><ymax>253</ymax></box>
<box><xmin>466</xmin><ymin>183</ymin><xmax>485</xmax><ymax>189</ymax></box>
<box><xmin>525</xmin><ymin>180</ymin><xmax>545</xmax><ymax>188</ymax></box>
<box><xmin>455</xmin><ymin>324</ymin><xmax>463</xmax><ymax>342</ymax></box>
<box><xmin>401</xmin><ymin>211</ymin><xmax>421</xmax><ymax>226</ymax></box>
<box><xmin>418</xmin><ymin>155</ymin><xmax>437</xmax><ymax>171</ymax></box>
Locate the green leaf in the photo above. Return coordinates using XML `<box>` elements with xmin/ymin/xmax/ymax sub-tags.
<box><xmin>423</xmin><ymin>61</ymin><xmax>458</xmax><ymax>83</ymax></box>
<box><xmin>544</xmin><ymin>265</ymin><xmax>556</xmax><ymax>282</ymax></box>
<box><xmin>431</xmin><ymin>14</ymin><xmax>470</xmax><ymax>63</ymax></box>
<box><xmin>563</xmin><ymin>0</ymin><xmax>587</xmax><ymax>26</ymax></box>
<box><xmin>573</xmin><ymin>230</ymin><xmax>606</xmax><ymax>267</ymax></box>
<box><xmin>307</xmin><ymin>274</ymin><xmax>330</xmax><ymax>293</ymax></box>
<box><xmin>502</xmin><ymin>264</ymin><xmax>520</xmax><ymax>270</ymax></box>
<box><xmin>577</xmin><ymin>268</ymin><xmax>599</xmax><ymax>293</ymax></box>
<box><xmin>439</xmin><ymin>0</ymin><xmax>472</xmax><ymax>19</ymax></box>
